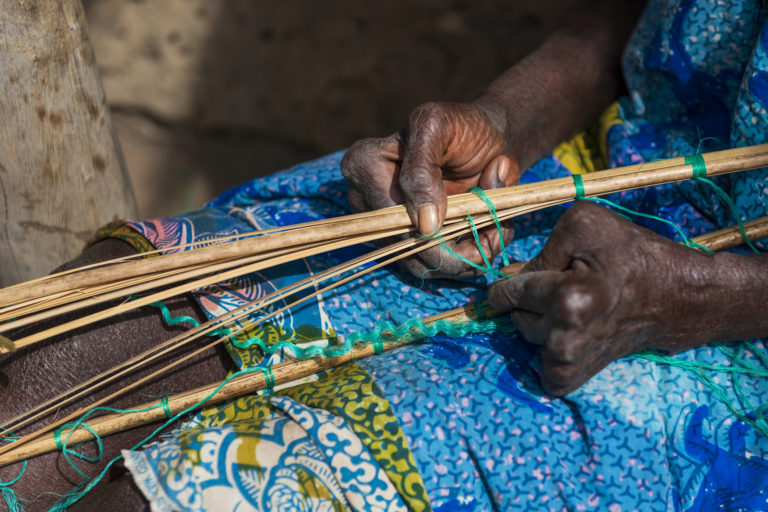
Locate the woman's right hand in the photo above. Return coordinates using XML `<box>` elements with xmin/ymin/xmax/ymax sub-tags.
<box><xmin>341</xmin><ymin>101</ymin><xmax>521</xmax><ymax>277</ymax></box>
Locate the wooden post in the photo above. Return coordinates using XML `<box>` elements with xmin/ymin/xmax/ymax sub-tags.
<box><xmin>0</xmin><ymin>0</ymin><xmax>137</xmax><ymax>286</ymax></box>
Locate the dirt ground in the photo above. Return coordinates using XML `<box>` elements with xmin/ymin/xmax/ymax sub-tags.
<box><xmin>82</xmin><ymin>0</ymin><xmax>576</xmax><ymax>219</ymax></box>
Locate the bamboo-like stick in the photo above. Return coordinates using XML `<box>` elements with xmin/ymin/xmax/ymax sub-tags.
<box><xmin>1</xmin><ymin>214</ymin><xmax>765</xmax><ymax>467</ymax></box>
<box><xmin>0</xmin><ymin>204</ymin><xmax>540</xmax><ymax>436</ymax></box>
<box><xmin>0</xmin><ymin>197</ymin><xmax>548</xmax><ymax>353</ymax></box>
<box><xmin>0</xmin><ymin>253</ymin><xmax>281</xmax><ymax>328</ymax></box>
<box><xmin>0</xmin><ymin>214</ymin><xmax>472</xmax><ymax>323</ymax></box>
<box><xmin>1</xmin><ymin>145</ymin><xmax>763</xmax><ymax>337</ymax></box>
<box><xmin>0</xmin><ymin>302</ymin><xmax>501</xmax><ymax>469</ymax></box>
<box><xmin>0</xmin><ymin>226</ymin><xmax>433</xmax><ymax>433</ymax></box>
<box><xmin>0</xmin><ymin>205</ymin><xmax>544</xmax><ymax>455</ymax></box>
<box><xmin>11</xmin><ymin>143</ymin><xmax>762</xmax><ymax>301</ymax></box>
<box><xmin>691</xmin><ymin>216</ymin><xmax>768</xmax><ymax>252</ymax></box>
<box><xmin>2</xmin><ymin>144</ymin><xmax>766</xmax><ymax>309</ymax></box>
<box><xmin>4</xmin><ymin>230</ymin><xmax>408</xmax><ymax>349</ymax></box>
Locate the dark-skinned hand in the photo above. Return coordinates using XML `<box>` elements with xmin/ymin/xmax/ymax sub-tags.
<box><xmin>488</xmin><ymin>201</ymin><xmax>732</xmax><ymax>396</ymax></box>
<box><xmin>340</xmin><ymin>0</ymin><xmax>650</xmax><ymax>278</ymax></box>
<box><xmin>341</xmin><ymin>101</ymin><xmax>521</xmax><ymax>277</ymax></box>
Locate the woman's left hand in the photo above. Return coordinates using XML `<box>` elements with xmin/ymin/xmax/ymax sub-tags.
<box><xmin>488</xmin><ymin>201</ymin><xmax>729</xmax><ymax>395</ymax></box>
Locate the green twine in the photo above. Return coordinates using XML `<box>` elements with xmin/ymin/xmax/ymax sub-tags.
<box><xmin>345</xmin><ymin>316</ymin><xmax>517</xmax><ymax>347</ymax></box>
<box><xmin>42</xmin><ymin>364</ymin><xmax>278</xmax><ymax>511</ymax></box>
<box><xmin>230</xmin><ymin>332</ymin><xmax>354</xmax><ymax>359</ymax></box>
<box><xmin>570</xmin><ymin>175</ymin><xmax>714</xmax><ymax>253</ymax></box>
<box><xmin>418</xmin><ymin>185</ymin><xmax>514</xmax><ymax>280</ymax></box>
<box><xmin>566</xmin><ymin>154</ymin><xmax>767</xmax><ymax>436</ymax></box>
<box><xmin>53</xmin><ymin>422</ymin><xmax>105</xmax><ymax>479</ymax></box>
<box><xmin>572</xmin><ymin>174</ymin><xmax>586</xmax><ymax>201</ymax></box>
<box><xmin>435</xmin><ymin>229</ymin><xmax>508</xmax><ymax>278</ymax></box>
<box><xmin>20</xmin><ymin>316</ymin><xmax>511</xmax><ymax>509</ymax></box>
<box><xmin>0</xmin><ymin>430</ymin><xmax>26</xmax><ymax>511</ymax></box>
<box><xmin>686</xmin><ymin>153</ymin><xmax>759</xmax><ymax>252</ymax></box>
<box><xmin>685</xmin><ymin>153</ymin><xmax>760</xmax><ymax>253</ymax></box>
<box><xmin>592</xmin><ymin>196</ymin><xmax>715</xmax><ymax>253</ymax></box>
<box><xmin>160</xmin><ymin>396</ymin><xmax>172</xmax><ymax>419</ymax></box>
<box><xmin>7</xmin><ymin>154</ymin><xmax>762</xmax><ymax>508</ymax></box>
<box><xmin>685</xmin><ymin>153</ymin><xmax>707</xmax><ymax>179</ymax></box>
<box><xmin>695</xmin><ymin>177</ymin><xmax>761</xmax><ymax>254</ymax></box>
<box><xmin>466</xmin><ymin>213</ymin><xmax>493</xmax><ymax>271</ymax></box>
<box><xmin>570</xmin><ymin>153</ymin><xmax>762</xmax><ymax>255</ymax></box>
<box><xmin>127</xmin><ymin>295</ymin><xmax>232</xmax><ymax>338</ymax></box>
<box><xmin>636</xmin><ymin>342</ymin><xmax>768</xmax><ymax>439</ymax></box>
<box><xmin>0</xmin><ymin>432</ymin><xmax>26</xmax><ymax>489</ymax></box>
<box><xmin>261</xmin><ymin>366</ymin><xmax>275</xmax><ymax>393</ymax></box>
<box><xmin>0</xmin><ymin>486</ymin><xmax>22</xmax><ymax>512</ymax></box>
<box><xmin>468</xmin><ymin>187</ymin><xmax>510</xmax><ymax>266</ymax></box>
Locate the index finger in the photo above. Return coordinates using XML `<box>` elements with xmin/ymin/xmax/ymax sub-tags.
<box><xmin>398</xmin><ymin>104</ymin><xmax>450</xmax><ymax>235</ymax></box>
<box><xmin>488</xmin><ymin>270</ymin><xmax>564</xmax><ymax>314</ymax></box>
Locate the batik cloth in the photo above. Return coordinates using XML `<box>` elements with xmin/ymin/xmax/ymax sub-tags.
<box><xmin>113</xmin><ymin>1</ymin><xmax>768</xmax><ymax>510</ymax></box>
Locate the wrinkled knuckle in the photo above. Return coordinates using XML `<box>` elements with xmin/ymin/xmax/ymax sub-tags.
<box><xmin>341</xmin><ymin>138</ymin><xmax>379</xmax><ymax>178</ymax></box>
<box><xmin>553</xmin><ymin>281</ymin><xmax>596</xmax><ymax>325</ymax></box>
<box><xmin>398</xmin><ymin>164</ymin><xmax>432</xmax><ymax>193</ymax></box>
<box><xmin>408</xmin><ymin>102</ymin><xmax>447</xmax><ymax>134</ymax></box>
<box><xmin>563</xmin><ymin>200</ymin><xmax>598</xmax><ymax>228</ymax></box>
<box><xmin>410</xmin><ymin>101</ymin><xmax>445</xmax><ymax>120</ymax></box>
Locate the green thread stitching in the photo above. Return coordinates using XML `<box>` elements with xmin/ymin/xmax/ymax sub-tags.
<box><xmin>572</xmin><ymin>174</ymin><xmax>586</xmax><ymax>200</ymax></box>
<box><xmin>685</xmin><ymin>153</ymin><xmax>707</xmax><ymax>179</ymax></box>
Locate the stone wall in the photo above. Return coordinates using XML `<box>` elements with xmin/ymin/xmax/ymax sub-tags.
<box><xmin>83</xmin><ymin>0</ymin><xmax>576</xmax><ymax>218</ymax></box>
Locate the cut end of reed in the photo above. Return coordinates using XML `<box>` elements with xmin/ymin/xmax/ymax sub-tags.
<box><xmin>0</xmin><ymin>334</ymin><xmax>16</xmax><ymax>353</ymax></box>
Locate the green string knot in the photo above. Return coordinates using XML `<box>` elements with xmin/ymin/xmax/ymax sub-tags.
<box><xmin>683</xmin><ymin>151</ymin><xmax>760</xmax><ymax>254</ymax></box>
<box><xmin>572</xmin><ymin>174</ymin><xmax>586</xmax><ymax>201</ymax></box>
<box><xmin>262</xmin><ymin>366</ymin><xmax>276</xmax><ymax>393</ymax></box>
<box><xmin>160</xmin><ymin>396</ymin><xmax>172</xmax><ymax>419</ymax></box>
<box><xmin>685</xmin><ymin>153</ymin><xmax>707</xmax><ymax>179</ymax></box>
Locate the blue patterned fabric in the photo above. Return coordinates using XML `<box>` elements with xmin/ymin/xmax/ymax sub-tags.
<box><xmin>122</xmin><ymin>1</ymin><xmax>768</xmax><ymax>510</ymax></box>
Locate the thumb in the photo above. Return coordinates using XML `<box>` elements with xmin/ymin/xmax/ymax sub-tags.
<box><xmin>477</xmin><ymin>155</ymin><xmax>520</xmax><ymax>190</ymax></box>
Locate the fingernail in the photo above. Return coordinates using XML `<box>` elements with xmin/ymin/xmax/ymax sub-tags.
<box><xmin>418</xmin><ymin>203</ymin><xmax>439</xmax><ymax>235</ymax></box>
<box><xmin>497</xmin><ymin>157</ymin><xmax>510</xmax><ymax>185</ymax></box>
<box><xmin>491</xmin><ymin>230</ymin><xmax>502</xmax><ymax>254</ymax></box>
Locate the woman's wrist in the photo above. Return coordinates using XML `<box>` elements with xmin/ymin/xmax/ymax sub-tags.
<box><xmin>471</xmin><ymin>0</ymin><xmax>646</xmax><ymax>172</ymax></box>
<box><xmin>650</xmin><ymin>249</ymin><xmax>768</xmax><ymax>352</ymax></box>
<box><xmin>702</xmin><ymin>252</ymin><xmax>768</xmax><ymax>342</ymax></box>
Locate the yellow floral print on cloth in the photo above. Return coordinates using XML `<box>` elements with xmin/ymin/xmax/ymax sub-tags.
<box><xmin>226</xmin><ymin>320</ymin><xmax>340</xmax><ymax>370</ymax></box>
<box><xmin>126</xmin><ymin>392</ymin><xmax>408</xmax><ymax>512</ymax></box>
<box><xmin>281</xmin><ymin>364</ymin><xmax>432</xmax><ymax>512</ymax></box>
<box><xmin>125</xmin><ymin>363</ymin><xmax>429</xmax><ymax>511</ymax></box>
<box><xmin>166</xmin><ymin>363</ymin><xmax>432</xmax><ymax>512</ymax></box>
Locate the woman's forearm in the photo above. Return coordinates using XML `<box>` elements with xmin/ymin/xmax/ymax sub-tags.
<box><xmin>675</xmin><ymin>252</ymin><xmax>768</xmax><ymax>347</ymax></box>
<box><xmin>475</xmin><ymin>0</ymin><xmax>647</xmax><ymax>170</ymax></box>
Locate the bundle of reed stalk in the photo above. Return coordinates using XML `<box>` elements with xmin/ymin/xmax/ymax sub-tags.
<box><xmin>1</xmin><ymin>213</ymin><xmax>767</xmax><ymax>468</ymax></box>
<box><xmin>1</xmin><ymin>144</ymin><xmax>767</xmax><ymax>354</ymax></box>
<box><xmin>1</xmin><ymin>143</ymin><xmax>768</xmax><ymax>466</ymax></box>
